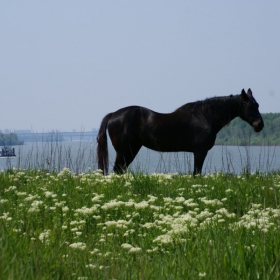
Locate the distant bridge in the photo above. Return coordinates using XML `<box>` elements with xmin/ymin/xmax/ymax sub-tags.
<box><xmin>17</xmin><ymin>131</ymin><xmax>98</xmax><ymax>142</ymax></box>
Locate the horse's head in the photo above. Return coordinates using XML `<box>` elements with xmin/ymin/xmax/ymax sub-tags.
<box><xmin>238</xmin><ymin>89</ymin><xmax>264</xmax><ymax>132</ymax></box>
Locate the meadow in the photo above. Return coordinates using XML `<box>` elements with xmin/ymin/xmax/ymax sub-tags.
<box><xmin>1</xmin><ymin>168</ymin><xmax>280</xmax><ymax>279</ymax></box>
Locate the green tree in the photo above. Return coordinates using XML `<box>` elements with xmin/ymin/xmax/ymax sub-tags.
<box><xmin>0</xmin><ymin>133</ymin><xmax>24</xmax><ymax>146</ymax></box>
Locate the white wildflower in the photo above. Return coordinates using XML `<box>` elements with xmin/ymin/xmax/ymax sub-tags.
<box><xmin>86</xmin><ymin>264</ymin><xmax>97</xmax><ymax>269</ymax></box>
<box><xmin>141</xmin><ymin>222</ymin><xmax>156</xmax><ymax>229</ymax></box>
<box><xmin>69</xmin><ymin>242</ymin><xmax>87</xmax><ymax>250</ymax></box>
<box><xmin>0</xmin><ymin>212</ymin><xmax>12</xmax><ymax>220</ymax></box>
<box><xmin>92</xmin><ymin>215</ymin><xmax>101</xmax><ymax>220</ymax></box>
<box><xmin>4</xmin><ymin>186</ymin><xmax>17</xmax><ymax>192</ymax></box>
<box><xmin>101</xmin><ymin>200</ymin><xmax>125</xmax><ymax>210</ymax></box>
<box><xmin>196</xmin><ymin>210</ymin><xmax>213</xmax><ymax>220</ymax></box>
<box><xmin>163</xmin><ymin>197</ymin><xmax>173</xmax><ymax>203</ymax></box>
<box><xmin>75</xmin><ymin>205</ymin><xmax>99</xmax><ymax>216</ymax></box>
<box><xmin>92</xmin><ymin>193</ymin><xmax>104</xmax><ymax>202</ymax></box>
<box><xmin>134</xmin><ymin>201</ymin><xmax>149</xmax><ymax>209</ymax></box>
<box><xmin>153</xmin><ymin>234</ymin><xmax>173</xmax><ymax>244</ymax></box>
<box><xmin>200</xmin><ymin>197</ymin><xmax>223</xmax><ymax>206</ymax></box>
<box><xmin>215</xmin><ymin>208</ymin><xmax>236</xmax><ymax>218</ymax></box>
<box><xmin>175</xmin><ymin>197</ymin><xmax>185</xmax><ymax>203</ymax></box>
<box><xmin>39</xmin><ymin>230</ymin><xmax>50</xmax><ymax>244</ymax></box>
<box><xmin>58</xmin><ymin>168</ymin><xmax>71</xmax><ymax>176</ymax></box>
<box><xmin>62</xmin><ymin>206</ymin><xmax>69</xmax><ymax>212</ymax></box>
<box><xmin>24</xmin><ymin>195</ymin><xmax>39</xmax><ymax>201</ymax></box>
<box><xmin>15</xmin><ymin>191</ymin><xmax>27</xmax><ymax>196</ymax></box>
<box><xmin>28</xmin><ymin>200</ymin><xmax>44</xmax><ymax>212</ymax></box>
<box><xmin>128</xmin><ymin>247</ymin><xmax>142</xmax><ymax>254</ymax></box>
<box><xmin>121</xmin><ymin>243</ymin><xmax>133</xmax><ymax>250</ymax></box>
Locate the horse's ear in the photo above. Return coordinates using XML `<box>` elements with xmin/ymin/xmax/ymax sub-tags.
<box><xmin>241</xmin><ymin>89</ymin><xmax>249</xmax><ymax>102</ymax></box>
<box><xmin>247</xmin><ymin>88</ymin><xmax>253</xmax><ymax>97</ymax></box>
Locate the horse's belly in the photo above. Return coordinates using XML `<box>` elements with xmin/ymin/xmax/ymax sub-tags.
<box><xmin>141</xmin><ymin>130</ymin><xmax>214</xmax><ymax>153</ymax></box>
<box><xmin>145</xmin><ymin>146</ymin><xmax>193</xmax><ymax>153</ymax></box>
<box><xmin>142</xmin><ymin>139</ymin><xmax>193</xmax><ymax>153</ymax></box>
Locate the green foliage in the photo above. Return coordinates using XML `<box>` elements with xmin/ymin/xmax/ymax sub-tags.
<box><xmin>1</xmin><ymin>169</ymin><xmax>280</xmax><ymax>279</ymax></box>
<box><xmin>216</xmin><ymin>113</ymin><xmax>280</xmax><ymax>145</ymax></box>
<box><xmin>0</xmin><ymin>133</ymin><xmax>23</xmax><ymax>146</ymax></box>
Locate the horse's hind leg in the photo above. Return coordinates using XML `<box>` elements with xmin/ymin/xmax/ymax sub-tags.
<box><xmin>113</xmin><ymin>153</ymin><xmax>128</xmax><ymax>174</ymax></box>
<box><xmin>113</xmin><ymin>145</ymin><xmax>141</xmax><ymax>174</ymax></box>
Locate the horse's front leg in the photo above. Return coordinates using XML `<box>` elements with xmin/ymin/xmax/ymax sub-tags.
<box><xmin>193</xmin><ymin>150</ymin><xmax>208</xmax><ymax>175</ymax></box>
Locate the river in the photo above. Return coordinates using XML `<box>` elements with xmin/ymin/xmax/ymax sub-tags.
<box><xmin>0</xmin><ymin>141</ymin><xmax>279</xmax><ymax>174</ymax></box>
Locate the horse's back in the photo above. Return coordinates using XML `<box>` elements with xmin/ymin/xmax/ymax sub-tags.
<box><xmin>108</xmin><ymin>106</ymin><xmax>161</xmax><ymax>126</ymax></box>
<box><xmin>111</xmin><ymin>105</ymin><xmax>157</xmax><ymax>117</ymax></box>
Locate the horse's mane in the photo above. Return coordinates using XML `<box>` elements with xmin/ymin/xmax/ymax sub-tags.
<box><xmin>175</xmin><ymin>95</ymin><xmax>238</xmax><ymax>113</ymax></box>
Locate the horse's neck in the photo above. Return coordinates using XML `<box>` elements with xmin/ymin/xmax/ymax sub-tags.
<box><xmin>208</xmin><ymin>95</ymin><xmax>240</xmax><ymax>133</ymax></box>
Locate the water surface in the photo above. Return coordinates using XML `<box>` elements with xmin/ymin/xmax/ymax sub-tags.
<box><xmin>1</xmin><ymin>141</ymin><xmax>279</xmax><ymax>174</ymax></box>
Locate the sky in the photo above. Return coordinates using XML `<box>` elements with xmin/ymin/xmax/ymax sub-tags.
<box><xmin>1</xmin><ymin>1</ymin><xmax>280</xmax><ymax>132</ymax></box>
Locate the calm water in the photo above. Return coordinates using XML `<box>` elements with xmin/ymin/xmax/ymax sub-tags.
<box><xmin>1</xmin><ymin>141</ymin><xmax>280</xmax><ymax>174</ymax></box>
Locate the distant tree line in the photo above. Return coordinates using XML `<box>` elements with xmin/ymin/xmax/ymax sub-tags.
<box><xmin>216</xmin><ymin>113</ymin><xmax>280</xmax><ymax>146</ymax></box>
<box><xmin>0</xmin><ymin>133</ymin><xmax>24</xmax><ymax>146</ymax></box>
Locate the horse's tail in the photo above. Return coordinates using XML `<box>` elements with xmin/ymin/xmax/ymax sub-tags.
<box><xmin>97</xmin><ymin>113</ymin><xmax>113</xmax><ymax>175</ymax></box>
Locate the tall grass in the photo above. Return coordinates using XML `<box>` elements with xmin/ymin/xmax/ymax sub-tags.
<box><xmin>1</xmin><ymin>169</ymin><xmax>280</xmax><ymax>279</ymax></box>
<box><xmin>13</xmin><ymin>140</ymin><xmax>97</xmax><ymax>173</ymax></box>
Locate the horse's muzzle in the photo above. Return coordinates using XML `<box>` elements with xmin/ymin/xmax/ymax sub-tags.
<box><xmin>253</xmin><ymin>120</ymin><xmax>264</xmax><ymax>132</ymax></box>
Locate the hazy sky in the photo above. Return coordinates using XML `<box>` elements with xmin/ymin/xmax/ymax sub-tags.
<box><xmin>1</xmin><ymin>1</ymin><xmax>280</xmax><ymax>132</ymax></box>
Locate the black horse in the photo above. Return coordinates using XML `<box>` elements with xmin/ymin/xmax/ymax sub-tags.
<box><xmin>97</xmin><ymin>89</ymin><xmax>264</xmax><ymax>175</ymax></box>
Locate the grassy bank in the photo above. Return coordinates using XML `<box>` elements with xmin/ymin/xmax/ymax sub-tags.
<box><xmin>1</xmin><ymin>169</ymin><xmax>280</xmax><ymax>279</ymax></box>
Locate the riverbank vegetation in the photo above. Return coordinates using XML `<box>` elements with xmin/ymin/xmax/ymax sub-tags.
<box><xmin>216</xmin><ymin>113</ymin><xmax>280</xmax><ymax>145</ymax></box>
<box><xmin>1</xmin><ymin>169</ymin><xmax>280</xmax><ymax>279</ymax></box>
<box><xmin>0</xmin><ymin>133</ymin><xmax>23</xmax><ymax>146</ymax></box>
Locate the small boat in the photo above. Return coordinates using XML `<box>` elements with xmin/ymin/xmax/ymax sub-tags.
<box><xmin>0</xmin><ymin>146</ymin><xmax>16</xmax><ymax>157</ymax></box>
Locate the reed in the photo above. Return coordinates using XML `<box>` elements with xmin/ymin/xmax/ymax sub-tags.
<box><xmin>0</xmin><ymin>132</ymin><xmax>280</xmax><ymax>174</ymax></box>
